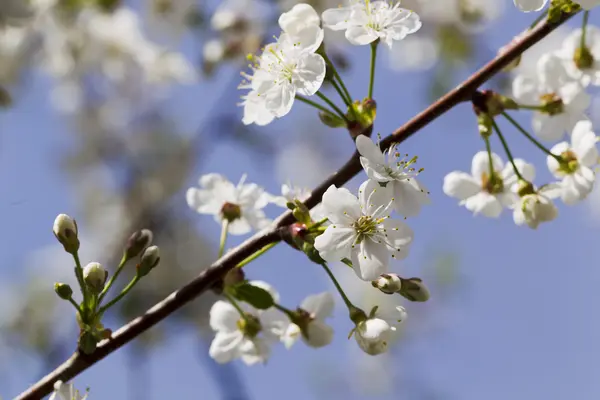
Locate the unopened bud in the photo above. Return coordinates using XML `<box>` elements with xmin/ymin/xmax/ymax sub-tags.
<box><xmin>138</xmin><ymin>246</ymin><xmax>160</xmax><ymax>277</ymax></box>
<box><xmin>292</xmin><ymin>200</ymin><xmax>311</xmax><ymax>224</ymax></box>
<box><xmin>54</xmin><ymin>283</ymin><xmax>73</xmax><ymax>300</ymax></box>
<box><xmin>399</xmin><ymin>277</ymin><xmax>430</xmax><ymax>302</ymax></box>
<box><xmin>371</xmin><ymin>273</ymin><xmax>402</xmax><ymax>295</ymax></box>
<box><xmin>53</xmin><ymin>214</ymin><xmax>79</xmax><ymax>254</ymax></box>
<box><xmin>125</xmin><ymin>229</ymin><xmax>153</xmax><ymax>259</ymax></box>
<box><xmin>83</xmin><ymin>262</ymin><xmax>108</xmax><ymax>295</ymax></box>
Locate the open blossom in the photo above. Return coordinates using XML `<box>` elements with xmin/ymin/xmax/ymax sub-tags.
<box><xmin>443</xmin><ymin>151</ymin><xmax>535</xmax><ymax>218</ymax></box>
<box><xmin>513</xmin><ymin>0</ymin><xmax>547</xmax><ymax>12</ymax></box>
<box><xmin>556</xmin><ymin>26</ymin><xmax>600</xmax><ymax>87</ymax></box>
<box><xmin>513</xmin><ymin>53</ymin><xmax>590</xmax><ymax>142</ymax></box>
<box><xmin>49</xmin><ymin>381</ymin><xmax>87</xmax><ymax>400</ymax></box>
<box><xmin>356</xmin><ymin>135</ymin><xmax>429</xmax><ymax>217</ymax></box>
<box><xmin>322</xmin><ymin>0</ymin><xmax>421</xmax><ymax>48</ymax></box>
<box><xmin>547</xmin><ymin>120</ymin><xmax>599</xmax><ymax>204</ymax></box>
<box><xmin>279</xmin><ymin>3</ymin><xmax>321</xmax><ymax>35</ymax></box>
<box><xmin>209</xmin><ymin>281</ymin><xmax>288</xmax><ymax>365</ymax></box>
<box><xmin>281</xmin><ymin>292</ymin><xmax>335</xmax><ymax>348</ymax></box>
<box><xmin>269</xmin><ymin>182</ymin><xmax>312</xmax><ymax>207</ymax></box>
<box><xmin>314</xmin><ymin>181</ymin><xmax>413</xmax><ymax>281</ymax></box>
<box><xmin>354</xmin><ymin>306</ymin><xmax>407</xmax><ymax>355</ymax></box>
<box><xmin>186</xmin><ymin>173</ymin><xmax>271</xmax><ymax>235</ymax></box>
<box><xmin>240</xmin><ymin>22</ymin><xmax>325</xmax><ymax>124</ymax></box>
<box><xmin>513</xmin><ymin>184</ymin><xmax>560</xmax><ymax>229</ymax></box>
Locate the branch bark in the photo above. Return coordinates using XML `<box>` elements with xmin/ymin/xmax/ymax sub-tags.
<box><xmin>17</xmin><ymin>11</ymin><xmax>576</xmax><ymax>400</ymax></box>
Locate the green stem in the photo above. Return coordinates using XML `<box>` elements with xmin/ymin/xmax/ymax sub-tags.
<box><xmin>72</xmin><ymin>252</ymin><xmax>87</xmax><ymax>306</ymax></box>
<box><xmin>316</xmin><ymin>91</ymin><xmax>349</xmax><ymax>123</ymax></box>
<box><xmin>308</xmin><ymin>218</ymin><xmax>329</xmax><ymax>232</ymax></box>
<box><xmin>368</xmin><ymin>41</ymin><xmax>379</xmax><ymax>99</ymax></box>
<box><xmin>67</xmin><ymin>297</ymin><xmax>83</xmax><ymax>314</ymax></box>
<box><xmin>98</xmin><ymin>275</ymin><xmax>140</xmax><ymax>314</ymax></box>
<box><xmin>330</xmin><ymin>79</ymin><xmax>351</xmax><ymax>107</ymax></box>
<box><xmin>320</xmin><ymin>262</ymin><xmax>354</xmax><ymax>311</ymax></box>
<box><xmin>501</xmin><ymin>111</ymin><xmax>562</xmax><ymax>162</ymax></box>
<box><xmin>224</xmin><ymin>292</ymin><xmax>248</xmax><ymax>321</ymax></box>
<box><xmin>581</xmin><ymin>11</ymin><xmax>590</xmax><ymax>49</ymax></box>
<box><xmin>322</xmin><ymin>52</ymin><xmax>353</xmax><ymax>106</ymax></box>
<box><xmin>273</xmin><ymin>303</ymin><xmax>296</xmax><ymax>320</ymax></box>
<box><xmin>490</xmin><ymin>118</ymin><xmax>525</xmax><ymax>181</ymax></box>
<box><xmin>515</xmin><ymin>104</ymin><xmax>546</xmax><ymax>111</ymax></box>
<box><xmin>218</xmin><ymin>220</ymin><xmax>229</xmax><ymax>259</ymax></box>
<box><xmin>236</xmin><ymin>242</ymin><xmax>279</xmax><ymax>268</ymax></box>
<box><xmin>98</xmin><ymin>254</ymin><xmax>127</xmax><ymax>305</ymax></box>
<box><xmin>484</xmin><ymin>135</ymin><xmax>495</xmax><ymax>176</ymax></box>
<box><xmin>296</xmin><ymin>94</ymin><xmax>338</xmax><ymax>118</ymax></box>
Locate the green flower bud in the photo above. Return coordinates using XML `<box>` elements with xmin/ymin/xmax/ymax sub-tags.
<box><xmin>137</xmin><ymin>246</ymin><xmax>160</xmax><ymax>277</ymax></box>
<box><xmin>53</xmin><ymin>214</ymin><xmax>79</xmax><ymax>254</ymax></box>
<box><xmin>54</xmin><ymin>283</ymin><xmax>73</xmax><ymax>300</ymax></box>
<box><xmin>399</xmin><ymin>277</ymin><xmax>430</xmax><ymax>302</ymax></box>
<box><xmin>83</xmin><ymin>262</ymin><xmax>108</xmax><ymax>295</ymax></box>
<box><xmin>124</xmin><ymin>229</ymin><xmax>153</xmax><ymax>259</ymax></box>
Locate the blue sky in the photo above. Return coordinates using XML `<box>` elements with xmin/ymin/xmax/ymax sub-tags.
<box><xmin>2</xmin><ymin>5</ymin><xmax>600</xmax><ymax>400</ymax></box>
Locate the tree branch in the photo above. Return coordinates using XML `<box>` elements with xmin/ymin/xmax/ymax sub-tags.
<box><xmin>16</xmin><ymin>11</ymin><xmax>576</xmax><ymax>400</ymax></box>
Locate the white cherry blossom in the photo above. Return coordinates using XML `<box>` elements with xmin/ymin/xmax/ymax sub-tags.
<box><xmin>269</xmin><ymin>182</ymin><xmax>312</xmax><ymax>207</ymax></box>
<box><xmin>354</xmin><ymin>306</ymin><xmax>406</xmax><ymax>355</ymax></box>
<box><xmin>443</xmin><ymin>151</ymin><xmax>535</xmax><ymax>217</ymax></box>
<box><xmin>209</xmin><ymin>281</ymin><xmax>288</xmax><ymax>365</ymax></box>
<box><xmin>356</xmin><ymin>134</ymin><xmax>430</xmax><ymax>217</ymax></box>
<box><xmin>314</xmin><ymin>182</ymin><xmax>413</xmax><ymax>281</ymax></box>
<box><xmin>556</xmin><ymin>26</ymin><xmax>600</xmax><ymax>87</ymax></box>
<box><xmin>322</xmin><ymin>0</ymin><xmax>421</xmax><ymax>48</ymax></box>
<box><xmin>49</xmin><ymin>381</ymin><xmax>87</xmax><ymax>400</ymax></box>
<box><xmin>513</xmin><ymin>184</ymin><xmax>561</xmax><ymax>229</ymax></box>
<box><xmin>513</xmin><ymin>53</ymin><xmax>590</xmax><ymax>141</ymax></box>
<box><xmin>513</xmin><ymin>0</ymin><xmax>547</xmax><ymax>12</ymax></box>
<box><xmin>281</xmin><ymin>292</ymin><xmax>335</xmax><ymax>348</ymax></box>
<box><xmin>279</xmin><ymin>3</ymin><xmax>321</xmax><ymax>35</ymax></box>
<box><xmin>186</xmin><ymin>173</ymin><xmax>271</xmax><ymax>235</ymax></box>
<box><xmin>547</xmin><ymin>120</ymin><xmax>599</xmax><ymax>204</ymax></box>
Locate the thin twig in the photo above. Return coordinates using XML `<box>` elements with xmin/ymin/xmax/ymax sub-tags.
<box><xmin>15</xmin><ymin>11</ymin><xmax>577</xmax><ymax>400</ymax></box>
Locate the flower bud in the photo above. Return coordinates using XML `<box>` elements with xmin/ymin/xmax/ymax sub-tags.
<box><xmin>137</xmin><ymin>246</ymin><xmax>160</xmax><ymax>277</ymax></box>
<box><xmin>54</xmin><ymin>283</ymin><xmax>73</xmax><ymax>300</ymax></box>
<box><xmin>83</xmin><ymin>262</ymin><xmax>108</xmax><ymax>295</ymax></box>
<box><xmin>53</xmin><ymin>214</ymin><xmax>79</xmax><ymax>254</ymax></box>
<box><xmin>398</xmin><ymin>277</ymin><xmax>430</xmax><ymax>302</ymax></box>
<box><xmin>124</xmin><ymin>229</ymin><xmax>153</xmax><ymax>259</ymax></box>
<box><xmin>371</xmin><ymin>273</ymin><xmax>402</xmax><ymax>295</ymax></box>
<box><xmin>354</xmin><ymin>318</ymin><xmax>392</xmax><ymax>355</ymax></box>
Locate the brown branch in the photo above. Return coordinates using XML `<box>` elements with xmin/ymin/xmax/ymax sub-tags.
<box><xmin>17</xmin><ymin>11</ymin><xmax>576</xmax><ymax>400</ymax></box>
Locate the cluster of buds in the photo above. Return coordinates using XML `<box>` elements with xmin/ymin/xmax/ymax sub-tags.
<box><xmin>52</xmin><ymin>214</ymin><xmax>160</xmax><ymax>354</ymax></box>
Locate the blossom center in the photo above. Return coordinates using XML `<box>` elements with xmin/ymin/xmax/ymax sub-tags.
<box><xmin>267</xmin><ymin>48</ymin><xmax>297</xmax><ymax>84</ymax></box>
<box><xmin>558</xmin><ymin>150</ymin><xmax>579</xmax><ymax>174</ymax></box>
<box><xmin>352</xmin><ymin>215</ymin><xmax>379</xmax><ymax>243</ymax></box>
<box><xmin>237</xmin><ymin>314</ymin><xmax>262</xmax><ymax>338</ymax></box>
<box><xmin>221</xmin><ymin>202</ymin><xmax>242</xmax><ymax>222</ymax></box>
<box><xmin>574</xmin><ymin>46</ymin><xmax>595</xmax><ymax>70</ymax></box>
<box><xmin>539</xmin><ymin>93</ymin><xmax>564</xmax><ymax>115</ymax></box>
<box><xmin>480</xmin><ymin>171</ymin><xmax>504</xmax><ymax>194</ymax></box>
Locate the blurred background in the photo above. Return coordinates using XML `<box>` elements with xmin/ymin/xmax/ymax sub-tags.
<box><xmin>1</xmin><ymin>0</ymin><xmax>600</xmax><ymax>399</ymax></box>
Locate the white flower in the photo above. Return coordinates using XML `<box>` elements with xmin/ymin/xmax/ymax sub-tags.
<box><xmin>49</xmin><ymin>380</ymin><xmax>87</xmax><ymax>400</ymax></box>
<box><xmin>513</xmin><ymin>0</ymin><xmax>547</xmax><ymax>12</ymax></box>
<box><xmin>322</xmin><ymin>0</ymin><xmax>421</xmax><ymax>48</ymax></box>
<box><xmin>443</xmin><ymin>151</ymin><xmax>535</xmax><ymax>217</ymax></box>
<box><xmin>354</xmin><ymin>306</ymin><xmax>406</xmax><ymax>355</ymax></box>
<box><xmin>356</xmin><ymin>135</ymin><xmax>430</xmax><ymax>217</ymax></box>
<box><xmin>291</xmin><ymin>292</ymin><xmax>335</xmax><ymax>348</ymax></box>
<box><xmin>240</xmin><ymin>26</ymin><xmax>325</xmax><ymax>123</ymax></box>
<box><xmin>547</xmin><ymin>120</ymin><xmax>599</xmax><ymax>204</ymax></box>
<box><xmin>513</xmin><ymin>184</ymin><xmax>560</xmax><ymax>229</ymax></box>
<box><xmin>279</xmin><ymin>3</ymin><xmax>321</xmax><ymax>35</ymax></box>
<box><xmin>513</xmin><ymin>53</ymin><xmax>590</xmax><ymax>141</ymax></box>
<box><xmin>556</xmin><ymin>26</ymin><xmax>600</xmax><ymax>87</ymax></box>
<box><xmin>269</xmin><ymin>182</ymin><xmax>312</xmax><ymax>207</ymax></box>
<box><xmin>209</xmin><ymin>281</ymin><xmax>287</xmax><ymax>365</ymax></box>
<box><xmin>240</xmin><ymin>90</ymin><xmax>276</xmax><ymax>126</ymax></box>
<box><xmin>186</xmin><ymin>173</ymin><xmax>271</xmax><ymax>235</ymax></box>
<box><xmin>314</xmin><ymin>182</ymin><xmax>413</xmax><ymax>281</ymax></box>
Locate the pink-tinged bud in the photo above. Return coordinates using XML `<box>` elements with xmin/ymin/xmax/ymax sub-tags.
<box><xmin>371</xmin><ymin>273</ymin><xmax>402</xmax><ymax>294</ymax></box>
<box><xmin>53</xmin><ymin>214</ymin><xmax>79</xmax><ymax>254</ymax></box>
